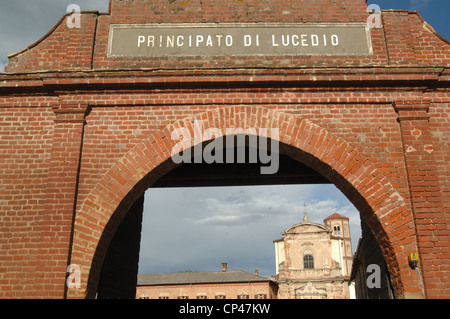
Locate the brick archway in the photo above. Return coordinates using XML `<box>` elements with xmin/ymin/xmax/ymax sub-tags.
<box><xmin>69</xmin><ymin>106</ymin><xmax>423</xmax><ymax>299</ymax></box>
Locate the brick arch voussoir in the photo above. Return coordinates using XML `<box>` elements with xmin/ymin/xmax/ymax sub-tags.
<box><xmin>71</xmin><ymin>106</ymin><xmax>415</xmax><ymax>299</ymax></box>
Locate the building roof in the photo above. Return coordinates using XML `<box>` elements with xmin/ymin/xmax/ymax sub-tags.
<box><xmin>324</xmin><ymin>213</ymin><xmax>349</xmax><ymax>221</ymax></box>
<box><xmin>283</xmin><ymin>219</ymin><xmax>329</xmax><ymax>235</ymax></box>
<box><xmin>137</xmin><ymin>270</ymin><xmax>273</xmax><ymax>286</ymax></box>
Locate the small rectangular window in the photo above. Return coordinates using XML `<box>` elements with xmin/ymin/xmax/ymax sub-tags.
<box><xmin>304</xmin><ymin>254</ymin><xmax>315</xmax><ymax>269</ymax></box>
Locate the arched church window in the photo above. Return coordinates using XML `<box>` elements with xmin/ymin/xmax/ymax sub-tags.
<box><xmin>303</xmin><ymin>254</ymin><xmax>314</xmax><ymax>269</ymax></box>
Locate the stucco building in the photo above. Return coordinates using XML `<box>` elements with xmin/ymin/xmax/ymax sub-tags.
<box><xmin>274</xmin><ymin>213</ymin><xmax>353</xmax><ymax>299</ymax></box>
<box><xmin>136</xmin><ymin>263</ymin><xmax>278</xmax><ymax>299</ymax></box>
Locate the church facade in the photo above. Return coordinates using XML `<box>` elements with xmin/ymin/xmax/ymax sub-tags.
<box><xmin>274</xmin><ymin>213</ymin><xmax>353</xmax><ymax>299</ymax></box>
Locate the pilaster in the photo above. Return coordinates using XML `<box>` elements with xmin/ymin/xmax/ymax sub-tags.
<box><xmin>38</xmin><ymin>103</ymin><xmax>90</xmax><ymax>298</ymax></box>
<box><xmin>394</xmin><ymin>99</ymin><xmax>444</xmax><ymax>299</ymax></box>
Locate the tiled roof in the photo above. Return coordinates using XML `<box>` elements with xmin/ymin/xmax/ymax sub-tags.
<box><xmin>137</xmin><ymin>270</ymin><xmax>273</xmax><ymax>286</ymax></box>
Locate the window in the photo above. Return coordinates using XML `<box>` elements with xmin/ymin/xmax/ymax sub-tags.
<box><xmin>304</xmin><ymin>254</ymin><xmax>314</xmax><ymax>269</ymax></box>
<box><xmin>215</xmin><ymin>294</ymin><xmax>226</xmax><ymax>299</ymax></box>
<box><xmin>159</xmin><ymin>296</ymin><xmax>169</xmax><ymax>299</ymax></box>
<box><xmin>334</xmin><ymin>226</ymin><xmax>341</xmax><ymax>235</ymax></box>
<box><xmin>237</xmin><ymin>293</ymin><xmax>249</xmax><ymax>299</ymax></box>
<box><xmin>196</xmin><ymin>295</ymin><xmax>207</xmax><ymax>299</ymax></box>
<box><xmin>177</xmin><ymin>295</ymin><xmax>188</xmax><ymax>299</ymax></box>
<box><xmin>255</xmin><ymin>294</ymin><xmax>267</xmax><ymax>299</ymax></box>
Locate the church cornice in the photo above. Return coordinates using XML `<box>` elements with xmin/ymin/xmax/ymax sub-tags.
<box><xmin>283</xmin><ymin>221</ymin><xmax>330</xmax><ymax>235</ymax></box>
<box><xmin>276</xmin><ymin>277</ymin><xmax>349</xmax><ymax>285</ymax></box>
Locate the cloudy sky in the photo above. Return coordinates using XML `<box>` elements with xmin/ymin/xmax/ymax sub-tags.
<box><xmin>140</xmin><ymin>184</ymin><xmax>361</xmax><ymax>277</ymax></box>
<box><xmin>0</xmin><ymin>1</ymin><xmax>448</xmax><ymax>278</ymax></box>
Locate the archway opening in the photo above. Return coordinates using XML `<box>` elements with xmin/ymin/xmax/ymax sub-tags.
<box><xmin>92</xmin><ymin>136</ymin><xmax>394</xmax><ymax>299</ymax></box>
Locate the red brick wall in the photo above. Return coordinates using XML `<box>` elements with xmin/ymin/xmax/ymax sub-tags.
<box><xmin>0</xmin><ymin>106</ymin><xmax>55</xmax><ymax>297</ymax></box>
<box><xmin>6</xmin><ymin>13</ymin><xmax>98</xmax><ymax>73</ymax></box>
<box><xmin>0</xmin><ymin>0</ymin><xmax>449</xmax><ymax>299</ymax></box>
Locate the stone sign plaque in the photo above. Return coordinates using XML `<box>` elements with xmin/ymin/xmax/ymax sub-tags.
<box><xmin>108</xmin><ymin>23</ymin><xmax>373</xmax><ymax>58</ymax></box>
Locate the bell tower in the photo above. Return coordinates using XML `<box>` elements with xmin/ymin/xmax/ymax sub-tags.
<box><xmin>324</xmin><ymin>212</ymin><xmax>353</xmax><ymax>278</ymax></box>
